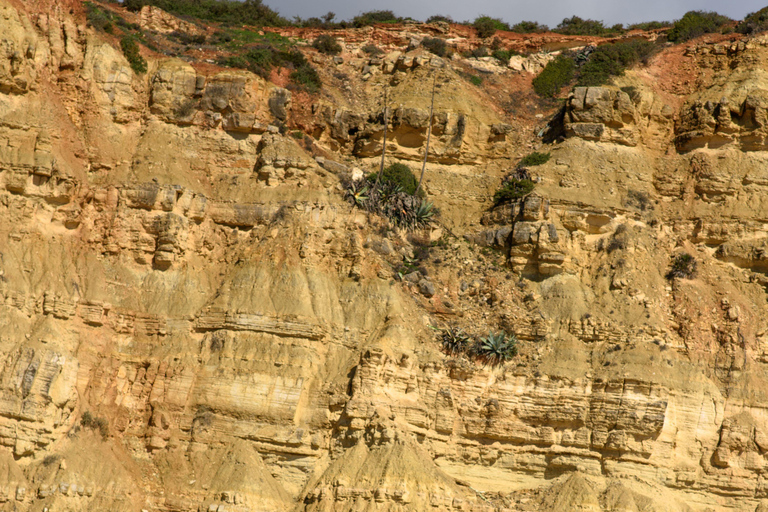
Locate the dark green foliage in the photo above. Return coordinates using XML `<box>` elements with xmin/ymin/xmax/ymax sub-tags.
<box><xmin>220</xmin><ymin>46</ymin><xmax>321</xmax><ymax>90</ymax></box>
<box><xmin>492</xmin><ymin>49</ymin><xmax>513</xmax><ymax>63</ymax></box>
<box><xmin>120</xmin><ymin>36</ymin><xmax>147</xmax><ymax>74</ymax></box>
<box><xmin>123</xmin><ymin>0</ymin><xmax>288</xmax><ymax>27</ymax></box>
<box><xmin>348</xmin><ymin>164</ymin><xmax>436</xmax><ymax>229</ymax></box>
<box><xmin>361</xmin><ymin>44</ymin><xmax>383</xmax><ymax>56</ymax></box>
<box><xmin>518</xmin><ymin>151</ymin><xmax>550</xmax><ymax>167</ymax></box>
<box><xmin>667</xmin><ymin>11</ymin><xmax>731</xmax><ymax>42</ymax></box>
<box><xmin>376</xmin><ymin>163</ymin><xmax>418</xmax><ymax>195</ymax></box>
<box><xmin>627</xmin><ymin>21</ymin><xmax>670</xmax><ymax>31</ymax></box>
<box><xmin>169</xmin><ymin>31</ymin><xmax>206</xmax><ymax>45</ymax></box>
<box><xmin>244</xmin><ymin>47</ymin><xmax>276</xmax><ymax>72</ymax></box>
<box><xmin>465</xmin><ymin>74</ymin><xmax>483</xmax><ymax>86</ymax></box>
<box><xmin>555</xmin><ymin>16</ymin><xmax>608</xmax><ymax>36</ymax></box>
<box><xmin>312</xmin><ymin>34</ymin><xmax>342</xmax><ymax>55</ymax></box>
<box><xmin>290</xmin><ymin>64</ymin><xmax>321</xmax><ymax>92</ymax></box>
<box><xmin>737</xmin><ymin>7</ymin><xmax>768</xmax><ymax>34</ymax></box>
<box><xmin>471</xmin><ymin>332</ymin><xmax>518</xmax><ymax>365</ymax></box>
<box><xmin>473</xmin><ymin>16</ymin><xmax>510</xmax><ymax>38</ymax></box>
<box><xmin>577</xmin><ymin>40</ymin><xmax>656</xmax><ymax>86</ymax></box>
<box><xmin>348</xmin><ymin>180</ymin><xmax>436</xmax><ymax>229</ymax></box>
<box><xmin>85</xmin><ymin>2</ymin><xmax>115</xmax><ymax>33</ymax></box>
<box><xmin>464</xmin><ymin>46</ymin><xmax>488</xmax><ymax>59</ymax></box>
<box><xmin>666</xmin><ymin>253</ymin><xmax>697</xmax><ymax>280</ymax></box>
<box><xmin>296</xmin><ymin>12</ymin><xmax>337</xmax><ymax>28</ymax></box>
<box><xmin>532</xmin><ymin>54</ymin><xmax>574</xmax><ymax>97</ymax></box>
<box><xmin>493</xmin><ymin>179</ymin><xmax>535</xmax><ymax>205</ymax></box>
<box><xmin>421</xmin><ymin>37</ymin><xmax>447</xmax><ymax>57</ymax></box>
<box><xmin>352</xmin><ymin>10</ymin><xmax>399</xmax><ymax>27</ymax></box>
<box><xmin>81</xmin><ymin>411</ymin><xmax>109</xmax><ymax>439</ymax></box>
<box><xmin>426</xmin><ymin>15</ymin><xmax>454</xmax><ymax>23</ymax></box>
<box><xmin>511</xmin><ymin>20</ymin><xmax>549</xmax><ymax>33</ymax></box>
<box><xmin>414</xmin><ymin>201</ymin><xmax>436</xmax><ymax>225</ymax></box>
<box><xmin>441</xmin><ymin>327</ymin><xmax>472</xmax><ymax>356</ymax></box>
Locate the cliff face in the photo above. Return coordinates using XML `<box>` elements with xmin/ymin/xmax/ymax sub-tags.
<box><xmin>2</xmin><ymin>2</ymin><xmax>768</xmax><ymax>511</ymax></box>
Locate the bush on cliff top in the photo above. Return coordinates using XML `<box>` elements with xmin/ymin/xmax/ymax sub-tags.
<box><xmin>511</xmin><ymin>20</ymin><xmax>549</xmax><ymax>33</ymax></box>
<box><xmin>554</xmin><ymin>16</ymin><xmax>610</xmax><ymax>36</ymax></box>
<box><xmin>577</xmin><ymin>39</ymin><xmax>656</xmax><ymax>86</ymax></box>
<box><xmin>123</xmin><ymin>0</ymin><xmax>288</xmax><ymax>27</ymax></box>
<box><xmin>473</xmin><ymin>16</ymin><xmax>510</xmax><ymax>38</ymax></box>
<box><xmin>667</xmin><ymin>10</ymin><xmax>731</xmax><ymax>42</ymax></box>
<box><xmin>737</xmin><ymin>7</ymin><xmax>768</xmax><ymax>35</ymax></box>
<box><xmin>352</xmin><ymin>10</ymin><xmax>400</xmax><ymax>27</ymax></box>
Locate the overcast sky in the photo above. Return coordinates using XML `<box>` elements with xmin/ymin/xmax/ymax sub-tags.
<box><xmin>260</xmin><ymin>0</ymin><xmax>767</xmax><ymax>28</ymax></box>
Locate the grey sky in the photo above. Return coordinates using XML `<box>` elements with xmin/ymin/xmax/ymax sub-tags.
<box><xmin>260</xmin><ymin>0</ymin><xmax>767</xmax><ymax>28</ymax></box>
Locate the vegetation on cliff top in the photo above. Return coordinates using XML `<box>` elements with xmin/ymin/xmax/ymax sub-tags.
<box><xmin>737</xmin><ymin>7</ymin><xmax>768</xmax><ymax>34</ymax></box>
<box><xmin>123</xmin><ymin>0</ymin><xmax>288</xmax><ymax>26</ymax></box>
<box><xmin>667</xmin><ymin>10</ymin><xmax>732</xmax><ymax>42</ymax></box>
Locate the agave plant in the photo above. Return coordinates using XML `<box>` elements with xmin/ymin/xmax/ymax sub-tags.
<box><xmin>414</xmin><ymin>201</ymin><xmax>435</xmax><ymax>227</ymax></box>
<box><xmin>472</xmin><ymin>331</ymin><xmax>518</xmax><ymax>366</ymax></box>
<box><xmin>441</xmin><ymin>327</ymin><xmax>473</xmax><ymax>356</ymax></box>
<box><xmin>346</xmin><ymin>181</ymin><xmax>369</xmax><ymax>207</ymax></box>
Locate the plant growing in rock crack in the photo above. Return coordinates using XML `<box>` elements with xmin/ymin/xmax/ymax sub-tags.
<box><xmin>440</xmin><ymin>327</ymin><xmax>473</xmax><ymax>356</ymax></box>
<box><xmin>348</xmin><ymin>163</ymin><xmax>438</xmax><ymax>229</ymax></box>
<box><xmin>345</xmin><ymin>181</ymin><xmax>369</xmax><ymax>207</ymax></box>
<box><xmin>472</xmin><ymin>331</ymin><xmax>518</xmax><ymax>365</ymax></box>
<box><xmin>493</xmin><ymin>178</ymin><xmax>535</xmax><ymax>205</ymax></box>
<box><xmin>666</xmin><ymin>253</ymin><xmax>697</xmax><ymax>280</ymax></box>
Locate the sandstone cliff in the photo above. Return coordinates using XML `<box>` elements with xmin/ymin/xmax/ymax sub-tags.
<box><xmin>1</xmin><ymin>2</ymin><xmax>768</xmax><ymax>511</ymax></box>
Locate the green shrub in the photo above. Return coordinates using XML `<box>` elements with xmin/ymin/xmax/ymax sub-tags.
<box><xmin>464</xmin><ymin>46</ymin><xmax>488</xmax><ymax>59</ymax></box>
<box><xmin>169</xmin><ymin>31</ymin><xmax>207</xmax><ymax>45</ymax></box>
<box><xmin>348</xmin><ymin>171</ymin><xmax>436</xmax><ymax>229</ymax></box>
<box><xmin>121</xmin><ymin>36</ymin><xmax>147</xmax><ymax>74</ymax></box>
<box><xmin>85</xmin><ymin>2</ymin><xmax>115</xmax><ymax>33</ymax></box>
<box><xmin>667</xmin><ymin>11</ymin><xmax>731</xmax><ymax>42</ymax></box>
<box><xmin>627</xmin><ymin>21</ymin><xmax>670</xmax><ymax>31</ymax></box>
<box><xmin>421</xmin><ymin>37</ymin><xmax>447</xmax><ymax>57</ymax></box>
<box><xmin>492</xmin><ymin>49</ymin><xmax>512</xmax><ymax>63</ymax></box>
<box><xmin>426</xmin><ymin>14</ymin><xmax>454</xmax><ymax>23</ymax></box>
<box><xmin>312</xmin><ymin>34</ymin><xmax>342</xmax><ymax>55</ymax></box>
<box><xmin>577</xmin><ymin>40</ymin><xmax>656</xmax><ymax>86</ymax></box>
<box><xmin>666</xmin><ymin>253</ymin><xmax>697</xmax><ymax>280</ymax></box>
<box><xmin>555</xmin><ymin>16</ymin><xmax>608</xmax><ymax>36</ymax></box>
<box><xmin>493</xmin><ymin>178</ymin><xmax>535</xmax><ymax>205</ymax></box>
<box><xmin>468</xmin><ymin>74</ymin><xmax>483</xmax><ymax>86</ymax></box>
<box><xmin>362</xmin><ymin>44</ymin><xmax>383</xmax><ymax>56</ymax></box>
<box><xmin>123</xmin><ymin>0</ymin><xmax>288</xmax><ymax>26</ymax></box>
<box><xmin>352</xmin><ymin>10</ymin><xmax>399</xmax><ymax>27</ymax></box>
<box><xmin>532</xmin><ymin>54</ymin><xmax>574</xmax><ymax>97</ymax></box>
<box><xmin>372</xmin><ymin>163</ymin><xmax>418</xmax><ymax>195</ymax></box>
<box><xmin>519</xmin><ymin>151</ymin><xmax>550</xmax><ymax>167</ymax></box>
<box><xmin>473</xmin><ymin>16</ymin><xmax>510</xmax><ymax>38</ymax></box>
<box><xmin>290</xmin><ymin>65</ymin><xmax>321</xmax><ymax>92</ymax></box>
<box><xmin>472</xmin><ymin>332</ymin><xmax>518</xmax><ymax>365</ymax></box>
<box><xmin>511</xmin><ymin>20</ymin><xmax>549</xmax><ymax>33</ymax></box>
<box><xmin>737</xmin><ymin>7</ymin><xmax>768</xmax><ymax>34</ymax></box>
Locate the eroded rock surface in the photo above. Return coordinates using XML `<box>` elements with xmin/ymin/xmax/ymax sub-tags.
<box><xmin>3</xmin><ymin>2</ymin><xmax>768</xmax><ymax>511</ymax></box>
